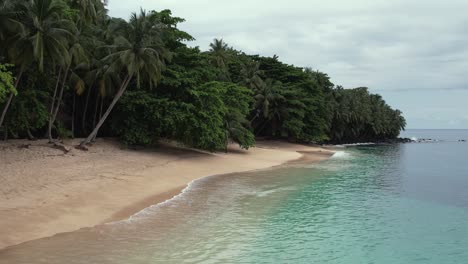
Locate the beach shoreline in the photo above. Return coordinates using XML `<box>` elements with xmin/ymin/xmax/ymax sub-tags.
<box><xmin>0</xmin><ymin>138</ymin><xmax>334</xmax><ymax>249</ymax></box>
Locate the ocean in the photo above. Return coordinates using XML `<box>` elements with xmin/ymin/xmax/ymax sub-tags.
<box><xmin>1</xmin><ymin>129</ymin><xmax>467</xmax><ymax>263</ymax></box>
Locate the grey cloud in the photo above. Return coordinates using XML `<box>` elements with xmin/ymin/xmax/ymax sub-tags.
<box><xmin>107</xmin><ymin>0</ymin><xmax>468</xmax><ymax>128</ymax></box>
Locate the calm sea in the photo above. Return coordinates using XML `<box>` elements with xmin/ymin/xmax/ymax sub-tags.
<box><xmin>1</xmin><ymin>129</ymin><xmax>467</xmax><ymax>263</ymax></box>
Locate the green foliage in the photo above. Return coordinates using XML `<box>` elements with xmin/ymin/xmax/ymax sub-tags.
<box><xmin>112</xmin><ymin>88</ymin><xmax>226</xmax><ymax>151</ymax></box>
<box><xmin>0</xmin><ymin>64</ymin><xmax>16</xmax><ymax>102</ymax></box>
<box><xmin>329</xmin><ymin>87</ymin><xmax>406</xmax><ymax>143</ymax></box>
<box><xmin>103</xmin><ymin>9</ymin><xmax>171</xmax><ymax>88</ymax></box>
<box><xmin>112</xmin><ymin>91</ymin><xmax>170</xmax><ymax>145</ymax></box>
<box><xmin>176</xmin><ymin>85</ymin><xmax>227</xmax><ymax>151</ymax></box>
<box><xmin>0</xmin><ymin>1</ymin><xmax>405</xmax><ymax>146</ymax></box>
<box><xmin>247</xmin><ymin>56</ymin><xmax>331</xmax><ymax>142</ymax></box>
<box><xmin>68</xmin><ymin>0</ymin><xmax>105</xmax><ymax>23</ymax></box>
<box><xmin>201</xmin><ymin>81</ymin><xmax>255</xmax><ymax>149</ymax></box>
<box><xmin>114</xmin><ymin>82</ymin><xmax>255</xmax><ymax>151</ymax></box>
<box><xmin>5</xmin><ymin>88</ymin><xmax>49</xmax><ymax>137</ymax></box>
<box><xmin>25</xmin><ymin>0</ymin><xmax>77</xmax><ymax>71</ymax></box>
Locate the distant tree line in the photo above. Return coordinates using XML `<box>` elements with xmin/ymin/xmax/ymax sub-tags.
<box><xmin>0</xmin><ymin>0</ymin><xmax>406</xmax><ymax>150</ymax></box>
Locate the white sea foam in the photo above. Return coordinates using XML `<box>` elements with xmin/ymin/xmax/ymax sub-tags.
<box><xmin>341</xmin><ymin>142</ymin><xmax>375</xmax><ymax>146</ymax></box>
<box><xmin>109</xmin><ymin>177</ymin><xmax>203</xmax><ymax>224</ymax></box>
<box><xmin>331</xmin><ymin>151</ymin><xmax>351</xmax><ymax>159</ymax></box>
<box><xmin>255</xmin><ymin>186</ymin><xmax>297</xmax><ymax>197</ymax></box>
<box><xmin>110</xmin><ymin>151</ymin><xmax>350</xmax><ymax>224</ymax></box>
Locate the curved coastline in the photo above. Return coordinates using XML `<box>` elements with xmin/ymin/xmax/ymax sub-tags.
<box><xmin>0</xmin><ymin>139</ymin><xmax>334</xmax><ymax>250</ymax></box>
<box><xmin>113</xmin><ymin>150</ymin><xmax>334</xmax><ymax>225</ymax></box>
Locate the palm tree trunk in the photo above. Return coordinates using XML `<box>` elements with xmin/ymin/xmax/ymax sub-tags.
<box><xmin>48</xmin><ymin>68</ymin><xmax>63</xmax><ymax>142</ymax></box>
<box><xmin>82</xmin><ymin>85</ymin><xmax>92</xmax><ymax>133</ymax></box>
<box><xmin>92</xmin><ymin>96</ymin><xmax>104</xmax><ymax>142</ymax></box>
<box><xmin>255</xmin><ymin>119</ymin><xmax>269</xmax><ymax>136</ymax></box>
<box><xmin>92</xmin><ymin>91</ymin><xmax>99</xmax><ymax>128</ymax></box>
<box><xmin>72</xmin><ymin>91</ymin><xmax>76</xmax><ymax>138</ymax></box>
<box><xmin>0</xmin><ymin>93</ymin><xmax>15</xmax><ymax>130</ymax></box>
<box><xmin>99</xmin><ymin>96</ymin><xmax>104</xmax><ymax>120</ymax></box>
<box><xmin>49</xmin><ymin>65</ymin><xmax>70</xmax><ymax>141</ymax></box>
<box><xmin>53</xmin><ymin>65</ymin><xmax>70</xmax><ymax>122</ymax></box>
<box><xmin>249</xmin><ymin>110</ymin><xmax>260</xmax><ymax>125</ymax></box>
<box><xmin>27</xmin><ymin>126</ymin><xmax>35</xmax><ymax>140</ymax></box>
<box><xmin>91</xmin><ymin>94</ymin><xmax>99</xmax><ymax>143</ymax></box>
<box><xmin>0</xmin><ymin>69</ymin><xmax>24</xmax><ymax>129</ymax></box>
<box><xmin>80</xmin><ymin>75</ymin><xmax>131</xmax><ymax>147</ymax></box>
<box><xmin>225</xmin><ymin>131</ymin><xmax>229</xmax><ymax>153</ymax></box>
<box><xmin>272</xmin><ymin>118</ymin><xmax>278</xmax><ymax>137</ymax></box>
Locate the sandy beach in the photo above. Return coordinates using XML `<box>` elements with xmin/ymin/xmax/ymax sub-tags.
<box><xmin>0</xmin><ymin>139</ymin><xmax>333</xmax><ymax>249</ymax></box>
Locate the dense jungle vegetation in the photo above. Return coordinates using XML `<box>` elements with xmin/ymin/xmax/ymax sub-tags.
<box><xmin>0</xmin><ymin>0</ymin><xmax>406</xmax><ymax>150</ymax></box>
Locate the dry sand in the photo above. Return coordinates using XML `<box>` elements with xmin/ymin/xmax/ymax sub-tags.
<box><xmin>0</xmin><ymin>138</ymin><xmax>333</xmax><ymax>249</ymax></box>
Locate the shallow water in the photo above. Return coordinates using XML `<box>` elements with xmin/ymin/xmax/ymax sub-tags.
<box><xmin>1</xmin><ymin>129</ymin><xmax>468</xmax><ymax>263</ymax></box>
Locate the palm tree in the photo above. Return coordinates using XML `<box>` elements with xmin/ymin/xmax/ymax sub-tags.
<box><xmin>241</xmin><ymin>60</ymin><xmax>264</xmax><ymax>92</ymax></box>
<box><xmin>48</xmin><ymin>29</ymin><xmax>89</xmax><ymax>142</ymax></box>
<box><xmin>253</xmin><ymin>79</ymin><xmax>283</xmax><ymax>119</ymax></box>
<box><xmin>69</xmin><ymin>0</ymin><xmax>106</xmax><ymax>23</ymax></box>
<box><xmin>21</xmin><ymin>0</ymin><xmax>77</xmax><ymax>142</ymax></box>
<box><xmin>80</xmin><ymin>57</ymin><xmax>111</xmax><ymax>134</ymax></box>
<box><xmin>0</xmin><ymin>0</ymin><xmax>25</xmax><ymax>42</ymax></box>
<box><xmin>209</xmin><ymin>38</ymin><xmax>230</xmax><ymax>81</ymax></box>
<box><xmin>79</xmin><ymin>9</ymin><xmax>170</xmax><ymax>147</ymax></box>
<box><xmin>209</xmin><ymin>38</ymin><xmax>229</xmax><ymax>68</ymax></box>
<box><xmin>26</xmin><ymin>0</ymin><xmax>76</xmax><ymax>72</ymax></box>
<box><xmin>252</xmin><ymin>79</ymin><xmax>285</xmax><ymax>135</ymax></box>
<box><xmin>1</xmin><ymin>0</ymin><xmax>76</xmax><ymax>130</ymax></box>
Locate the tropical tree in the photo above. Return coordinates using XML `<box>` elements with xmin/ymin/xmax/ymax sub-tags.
<box><xmin>0</xmin><ymin>1</ymin><xmax>406</xmax><ymax>146</ymax></box>
<box><xmin>0</xmin><ymin>0</ymin><xmax>27</xmax><ymax>129</ymax></box>
<box><xmin>79</xmin><ymin>9</ymin><xmax>170</xmax><ymax>147</ymax></box>
<box><xmin>240</xmin><ymin>60</ymin><xmax>264</xmax><ymax>92</ymax></box>
<box><xmin>209</xmin><ymin>38</ymin><xmax>230</xmax><ymax>81</ymax></box>
<box><xmin>47</xmin><ymin>27</ymin><xmax>89</xmax><ymax>142</ymax></box>
<box><xmin>1</xmin><ymin>0</ymin><xmax>76</xmax><ymax>131</ymax></box>
<box><xmin>25</xmin><ymin>0</ymin><xmax>76</xmax><ymax>71</ymax></box>
<box><xmin>0</xmin><ymin>0</ymin><xmax>25</xmax><ymax>42</ymax></box>
<box><xmin>209</xmin><ymin>38</ymin><xmax>229</xmax><ymax>67</ymax></box>
<box><xmin>202</xmin><ymin>82</ymin><xmax>255</xmax><ymax>150</ymax></box>
<box><xmin>252</xmin><ymin>79</ymin><xmax>286</xmax><ymax>135</ymax></box>
<box><xmin>69</xmin><ymin>0</ymin><xmax>106</xmax><ymax>23</ymax></box>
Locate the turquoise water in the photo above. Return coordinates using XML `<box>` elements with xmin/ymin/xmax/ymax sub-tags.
<box><xmin>1</xmin><ymin>129</ymin><xmax>468</xmax><ymax>263</ymax></box>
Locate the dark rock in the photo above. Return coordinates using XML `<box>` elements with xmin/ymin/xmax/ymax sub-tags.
<box><xmin>329</xmin><ymin>137</ymin><xmax>414</xmax><ymax>145</ymax></box>
<box><xmin>376</xmin><ymin>138</ymin><xmax>413</xmax><ymax>144</ymax></box>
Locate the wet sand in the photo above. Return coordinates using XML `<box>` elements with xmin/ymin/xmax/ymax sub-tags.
<box><xmin>0</xmin><ymin>138</ymin><xmax>333</xmax><ymax>249</ymax></box>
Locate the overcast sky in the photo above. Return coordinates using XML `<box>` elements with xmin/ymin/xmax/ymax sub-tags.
<box><xmin>108</xmin><ymin>0</ymin><xmax>468</xmax><ymax>129</ymax></box>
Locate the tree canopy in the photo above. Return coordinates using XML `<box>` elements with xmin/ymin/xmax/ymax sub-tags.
<box><xmin>0</xmin><ymin>1</ymin><xmax>406</xmax><ymax>149</ymax></box>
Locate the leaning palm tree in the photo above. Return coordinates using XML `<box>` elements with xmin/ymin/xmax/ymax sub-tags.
<box><xmin>79</xmin><ymin>9</ymin><xmax>170</xmax><ymax>147</ymax></box>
